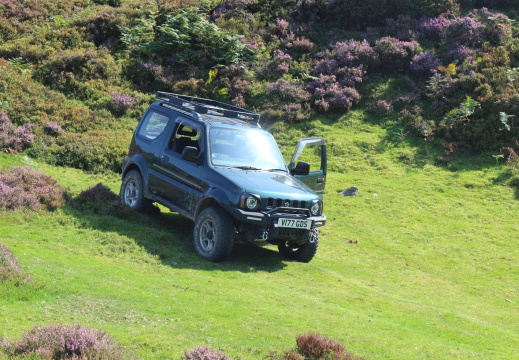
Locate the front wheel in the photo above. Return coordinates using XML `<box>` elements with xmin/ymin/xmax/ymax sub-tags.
<box><xmin>120</xmin><ymin>170</ymin><xmax>152</xmax><ymax>212</ymax></box>
<box><xmin>193</xmin><ymin>207</ymin><xmax>234</xmax><ymax>262</ymax></box>
<box><xmin>278</xmin><ymin>228</ymin><xmax>319</xmax><ymax>263</ymax></box>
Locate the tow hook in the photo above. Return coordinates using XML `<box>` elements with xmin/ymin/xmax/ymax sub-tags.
<box><xmin>262</xmin><ymin>230</ymin><xmax>269</xmax><ymax>241</ymax></box>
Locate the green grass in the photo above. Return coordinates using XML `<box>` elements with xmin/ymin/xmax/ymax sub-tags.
<box><xmin>1</xmin><ymin>112</ymin><xmax>518</xmax><ymax>359</ymax></box>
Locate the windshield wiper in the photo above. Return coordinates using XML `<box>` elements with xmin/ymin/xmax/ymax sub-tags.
<box><xmin>232</xmin><ymin>165</ymin><xmax>262</xmax><ymax>170</ymax></box>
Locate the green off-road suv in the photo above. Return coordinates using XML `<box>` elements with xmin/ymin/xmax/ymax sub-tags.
<box><xmin>120</xmin><ymin>92</ymin><xmax>327</xmax><ymax>262</ymax></box>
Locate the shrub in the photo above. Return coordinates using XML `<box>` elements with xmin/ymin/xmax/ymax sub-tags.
<box><xmin>0</xmin><ymin>243</ymin><xmax>31</xmax><ymax>284</ymax></box>
<box><xmin>371</xmin><ymin>100</ymin><xmax>393</xmax><ymax>115</ymax></box>
<box><xmin>182</xmin><ymin>346</ymin><xmax>231</xmax><ymax>360</ymax></box>
<box><xmin>307</xmin><ymin>74</ymin><xmax>360</xmax><ymax>112</ymax></box>
<box><xmin>0</xmin><ymin>112</ymin><xmax>34</xmax><ymax>153</ymax></box>
<box><xmin>268</xmin><ymin>79</ymin><xmax>311</xmax><ymax>103</ymax></box>
<box><xmin>78</xmin><ymin>182</ymin><xmax>118</xmax><ymax>204</ymax></box>
<box><xmin>147</xmin><ymin>8</ymin><xmax>253</xmax><ymax>73</ymax></box>
<box><xmin>34</xmin><ymin>47</ymin><xmax>120</xmax><ymax>98</ymax></box>
<box><xmin>74</xmin><ymin>183</ymin><xmax>153</xmax><ymax>219</ymax></box>
<box><xmin>41</xmin><ymin>130</ymin><xmax>131</xmax><ymax>173</ymax></box>
<box><xmin>0</xmin><ymin>324</ymin><xmax>134</xmax><ymax>360</ymax></box>
<box><xmin>373</xmin><ymin>37</ymin><xmax>420</xmax><ymax>73</ymax></box>
<box><xmin>384</xmin><ymin>15</ymin><xmax>418</xmax><ymax>41</ymax></box>
<box><xmin>0</xmin><ymin>167</ymin><xmax>67</xmax><ymax>211</ymax></box>
<box><xmin>277</xmin><ymin>333</ymin><xmax>364</xmax><ymax>360</ymax></box>
<box><xmin>417</xmin><ymin>16</ymin><xmax>452</xmax><ymax>41</ymax></box>
<box><xmin>110</xmin><ymin>91</ymin><xmax>138</xmax><ymax>115</ymax></box>
<box><xmin>43</xmin><ymin>121</ymin><xmax>62</xmax><ymax>135</ymax></box>
<box><xmin>410</xmin><ymin>52</ymin><xmax>442</xmax><ymax>74</ymax></box>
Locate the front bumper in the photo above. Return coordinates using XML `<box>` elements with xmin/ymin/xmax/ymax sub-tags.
<box><xmin>223</xmin><ymin>205</ymin><xmax>326</xmax><ymax>242</ymax></box>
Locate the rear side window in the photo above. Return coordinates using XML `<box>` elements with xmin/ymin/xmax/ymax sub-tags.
<box><xmin>138</xmin><ymin>111</ymin><xmax>170</xmax><ymax>140</ymax></box>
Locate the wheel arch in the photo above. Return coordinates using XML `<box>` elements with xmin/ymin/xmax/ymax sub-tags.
<box><xmin>121</xmin><ymin>155</ymin><xmax>151</xmax><ymax>198</ymax></box>
<box><xmin>194</xmin><ymin>187</ymin><xmax>233</xmax><ymax>219</ymax></box>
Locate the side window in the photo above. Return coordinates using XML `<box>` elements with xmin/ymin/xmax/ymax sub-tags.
<box><xmin>169</xmin><ymin>120</ymin><xmax>201</xmax><ymax>155</ymax></box>
<box><xmin>138</xmin><ymin>111</ymin><xmax>170</xmax><ymax>140</ymax></box>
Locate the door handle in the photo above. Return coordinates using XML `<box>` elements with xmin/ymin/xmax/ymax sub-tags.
<box><xmin>160</xmin><ymin>156</ymin><xmax>169</xmax><ymax>162</ymax></box>
<box><xmin>317</xmin><ymin>177</ymin><xmax>324</xmax><ymax>183</ymax></box>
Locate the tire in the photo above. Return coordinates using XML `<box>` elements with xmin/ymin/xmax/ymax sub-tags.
<box><xmin>193</xmin><ymin>207</ymin><xmax>234</xmax><ymax>262</ymax></box>
<box><xmin>120</xmin><ymin>170</ymin><xmax>152</xmax><ymax>212</ymax></box>
<box><xmin>278</xmin><ymin>228</ymin><xmax>319</xmax><ymax>263</ymax></box>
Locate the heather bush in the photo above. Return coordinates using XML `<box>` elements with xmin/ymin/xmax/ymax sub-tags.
<box><xmin>0</xmin><ymin>324</ymin><xmax>134</xmax><ymax>360</ymax></box>
<box><xmin>384</xmin><ymin>15</ymin><xmax>418</xmax><ymax>41</ymax></box>
<box><xmin>43</xmin><ymin>121</ymin><xmax>62</xmax><ymax>135</ymax></box>
<box><xmin>276</xmin><ymin>333</ymin><xmax>363</xmax><ymax>360</ymax></box>
<box><xmin>182</xmin><ymin>346</ymin><xmax>231</xmax><ymax>360</ymax></box>
<box><xmin>398</xmin><ymin>105</ymin><xmax>435</xmax><ymax>138</ymax></box>
<box><xmin>0</xmin><ymin>0</ymin><xmax>85</xmax><ymax>23</ymax></box>
<box><xmin>268</xmin><ymin>78</ymin><xmax>311</xmax><ymax>103</ymax></box>
<box><xmin>410</xmin><ymin>52</ymin><xmax>442</xmax><ymax>75</ymax></box>
<box><xmin>371</xmin><ymin>100</ymin><xmax>393</xmax><ymax>115</ymax></box>
<box><xmin>307</xmin><ymin>75</ymin><xmax>360</xmax><ymax>112</ymax></box>
<box><xmin>0</xmin><ymin>243</ymin><xmax>31</xmax><ymax>285</ymax></box>
<box><xmin>215</xmin><ymin>64</ymin><xmax>252</xmax><ymax>106</ymax></box>
<box><xmin>321</xmin><ymin>0</ymin><xmax>458</xmax><ymax>28</ymax></box>
<box><xmin>0</xmin><ymin>166</ymin><xmax>67</xmax><ymax>211</ymax></box>
<box><xmin>109</xmin><ymin>91</ymin><xmax>138</xmax><ymax>115</ymax></box>
<box><xmin>73</xmin><ymin>182</ymin><xmax>158</xmax><ymax>218</ymax></box>
<box><xmin>417</xmin><ymin>16</ymin><xmax>452</xmax><ymax>41</ymax></box>
<box><xmin>373</xmin><ymin>37</ymin><xmax>420</xmax><ymax>73</ymax></box>
<box><xmin>0</xmin><ymin>112</ymin><xmax>34</xmax><ymax>153</ymax></box>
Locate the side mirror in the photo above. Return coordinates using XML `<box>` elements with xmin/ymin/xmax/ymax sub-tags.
<box><xmin>290</xmin><ymin>161</ymin><xmax>310</xmax><ymax>176</ymax></box>
<box><xmin>182</xmin><ymin>146</ymin><xmax>200</xmax><ymax>163</ymax></box>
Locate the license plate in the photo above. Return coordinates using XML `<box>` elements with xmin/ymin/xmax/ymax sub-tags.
<box><xmin>278</xmin><ymin>218</ymin><xmax>312</xmax><ymax>230</ymax></box>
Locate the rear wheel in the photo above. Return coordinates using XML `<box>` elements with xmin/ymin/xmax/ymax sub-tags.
<box><xmin>278</xmin><ymin>228</ymin><xmax>319</xmax><ymax>263</ymax></box>
<box><xmin>120</xmin><ymin>170</ymin><xmax>152</xmax><ymax>212</ymax></box>
<box><xmin>193</xmin><ymin>207</ymin><xmax>234</xmax><ymax>262</ymax></box>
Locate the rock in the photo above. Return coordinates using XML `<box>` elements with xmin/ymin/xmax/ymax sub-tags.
<box><xmin>341</xmin><ymin>186</ymin><xmax>359</xmax><ymax>196</ymax></box>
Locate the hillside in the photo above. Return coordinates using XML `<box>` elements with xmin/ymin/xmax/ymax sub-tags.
<box><xmin>1</xmin><ymin>0</ymin><xmax>519</xmax><ymax>359</ymax></box>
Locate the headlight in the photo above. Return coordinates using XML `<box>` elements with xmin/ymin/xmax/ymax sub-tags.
<box><xmin>246</xmin><ymin>196</ymin><xmax>259</xmax><ymax>210</ymax></box>
<box><xmin>310</xmin><ymin>200</ymin><xmax>322</xmax><ymax>216</ymax></box>
<box><xmin>240</xmin><ymin>193</ymin><xmax>261</xmax><ymax>211</ymax></box>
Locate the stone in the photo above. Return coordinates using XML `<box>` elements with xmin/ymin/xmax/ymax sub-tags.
<box><xmin>341</xmin><ymin>186</ymin><xmax>359</xmax><ymax>196</ymax></box>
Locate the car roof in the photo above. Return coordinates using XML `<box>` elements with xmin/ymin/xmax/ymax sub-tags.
<box><xmin>155</xmin><ymin>101</ymin><xmax>262</xmax><ymax>131</ymax></box>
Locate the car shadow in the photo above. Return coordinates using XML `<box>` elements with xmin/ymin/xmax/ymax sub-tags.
<box><xmin>62</xmin><ymin>203</ymin><xmax>288</xmax><ymax>273</ymax></box>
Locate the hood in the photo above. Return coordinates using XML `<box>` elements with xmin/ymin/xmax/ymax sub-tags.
<box><xmin>218</xmin><ymin>168</ymin><xmax>318</xmax><ymax>201</ymax></box>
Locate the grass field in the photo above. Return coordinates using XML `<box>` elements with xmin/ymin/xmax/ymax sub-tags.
<box><xmin>1</xmin><ymin>111</ymin><xmax>518</xmax><ymax>359</ymax></box>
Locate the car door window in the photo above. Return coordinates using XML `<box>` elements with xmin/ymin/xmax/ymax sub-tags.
<box><xmin>138</xmin><ymin>111</ymin><xmax>170</xmax><ymax>140</ymax></box>
<box><xmin>169</xmin><ymin>120</ymin><xmax>201</xmax><ymax>156</ymax></box>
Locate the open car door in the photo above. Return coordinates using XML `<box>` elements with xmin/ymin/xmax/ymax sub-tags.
<box><xmin>288</xmin><ymin>137</ymin><xmax>327</xmax><ymax>196</ymax></box>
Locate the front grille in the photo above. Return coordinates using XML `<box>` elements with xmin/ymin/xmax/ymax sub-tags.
<box><xmin>267</xmin><ymin>198</ymin><xmax>307</xmax><ymax>210</ymax></box>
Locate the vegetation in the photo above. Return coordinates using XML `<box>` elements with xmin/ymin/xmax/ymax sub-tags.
<box><xmin>0</xmin><ymin>0</ymin><xmax>518</xmax><ymax>359</ymax></box>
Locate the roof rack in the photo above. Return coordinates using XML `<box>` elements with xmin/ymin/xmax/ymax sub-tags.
<box><xmin>156</xmin><ymin>92</ymin><xmax>261</xmax><ymax>125</ymax></box>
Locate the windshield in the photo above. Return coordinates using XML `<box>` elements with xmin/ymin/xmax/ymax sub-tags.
<box><xmin>209</xmin><ymin>128</ymin><xmax>287</xmax><ymax>170</ymax></box>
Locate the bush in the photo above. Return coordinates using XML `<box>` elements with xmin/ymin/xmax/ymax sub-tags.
<box><xmin>0</xmin><ymin>243</ymin><xmax>31</xmax><ymax>285</ymax></box>
<box><xmin>31</xmin><ymin>130</ymin><xmax>132</xmax><ymax>173</ymax></box>
<box><xmin>278</xmin><ymin>333</ymin><xmax>363</xmax><ymax>360</ymax></box>
<box><xmin>182</xmin><ymin>346</ymin><xmax>231</xmax><ymax>360</ymax></box>
<box><xmin>0</xmin><ymin>112</ymin><xmax>34</xmax><ymax>153</ymax></box>
<box><xmin>74</xmin><ymin>183</ymin><xmax>155</xmax><ymax>219</ymax></box>
<box><xmin>144</xmin><ymin>8</ymin><xmax>254</xmax><ymax>74</ymax></box>
<box><xmin>373</xmin><ymin>37</ymin><xmax>420</xmax><ymax>73</ymax></box>
<box><xmin>0</xmin><ymin>324</ymin><xmax>134</xmax><ymax>360</ymax></box>
<box><xmin>0</xmin><ymin>167</ymin><xmax>68</xmax><ymax>211</ymax></box>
